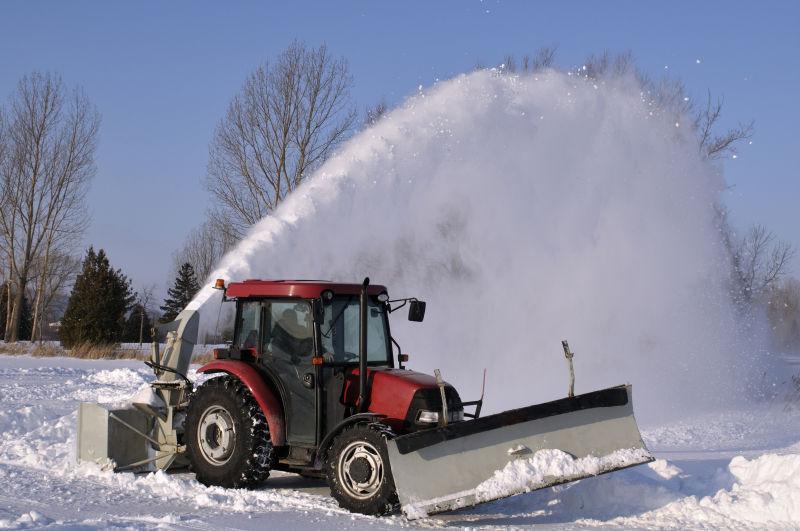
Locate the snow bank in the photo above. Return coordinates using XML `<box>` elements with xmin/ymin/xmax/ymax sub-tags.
<box><xmin>86</xmin><ymin>367</ymin><xmax>145</xmax><ymax>385</ymax></box>
<box><xmin>475</xmin><ymin>448</ymin><xmax>652</xmax><ymax>503</ymax></box>
<box><xmin>603</xmin><ymin>453</ymin><xmax>800</xmax><ymax>529</ymax></box>
<box><xmin>189</xmin><ymin>68</ymin><xmax>766</xmax><ymax>419</ymax></box>
<box><xmin>440</xmin><ymin>451</ymin><xmax>800</xmax><ymax>529</ymax></box>
<box><xmin>0</xmin><ymin>510</ymin><xmax>53</xmax><ymax>529</ymax></box>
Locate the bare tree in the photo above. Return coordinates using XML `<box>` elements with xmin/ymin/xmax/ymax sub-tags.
<box><xmin>766</xmin><ymin>278</ymin><xmax>800</xmax><ymax>350</ymax></box>
<box><xmin>575</xmin><ymin>50</ymin><xmax>753</xmax><ymax>164</ymax></box>
<box><xmin>0</xmin><ymin>110</ymin><xmax>14</xmax><ymax>336</ymax></box>
<box><xmin>137</xmin><ymin>284</ymin><xmax>156</xmax><ymax>345</ymax></box>
<box><xmin>174</xmin><ymin>218</ymin><xmax>238</xmax><ymax>283</ymax></box>
<box><xmin>583</xmin><ymin>51</ymin><xmax>636</xmax><ymax>80</ymax></box>
<box><xmin>205</xmin><ymin>41</ymin><xmax>356</xmax><ymax>238</ymax></box>
<box><xmin>526</xmin><ymin>46</ymin><xmax>558</xmax><ymax>72</ymax></box>
<box><xmin>0</xmin><ymin>72</ymin><xmax>98</xmax><ymax>341</ymax></box>
<box><xmin>498</xmin><ymin>46</ymin><xmax>558</xmax><ymax>74</ymax></box>
<box><xmin>30</xmin><ymin>249</ymin><xmax>80</xmax><ymax>341</ymax></box>
<box><xmin>731</xmin><ymin>225</ymin><xmax>795</xmax><ymax>307</ymax></box>
<box><xmin>364</xmin><ymin>99</ymin><xmax>388</xmax><ymax>128</ymax></box>
<box><xmin>502</xmin><ymin>54</ymin><xmax>517</xmax><ymax>73</ymax></box>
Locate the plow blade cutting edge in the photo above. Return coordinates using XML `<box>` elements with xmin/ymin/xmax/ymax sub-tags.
<box><xmin>386</xmin><ymin>384</ymin><xmax>653</xmax><ymax>519</ymax></box>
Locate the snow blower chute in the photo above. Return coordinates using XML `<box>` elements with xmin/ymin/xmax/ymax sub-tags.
<box><xmin>76</xmin><ymin>278</ymin><xmax>652</xmax><ymax>519</ymax></box>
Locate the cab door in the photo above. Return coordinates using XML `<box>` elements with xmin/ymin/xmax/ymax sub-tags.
<box><xmin>262</xmin><ymin>300</ymin><xmax>317</xmax><ymax>445</ymax></box>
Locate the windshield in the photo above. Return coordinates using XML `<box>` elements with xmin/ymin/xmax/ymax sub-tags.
<box><xmin>321</xmin><ymin>296</ymin><xmax>390</xmax><ymax>364</ymax></box>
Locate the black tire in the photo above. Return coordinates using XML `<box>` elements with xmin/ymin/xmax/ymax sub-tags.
<box><xmin>185</xmin><ymin>376</ymin><xmax>274</xmax><ymax>488</ymax></box>
<box><xmin>325</xmin><ymin>424</ymin><xmax>398</xmax><ymax>516</ymax></box>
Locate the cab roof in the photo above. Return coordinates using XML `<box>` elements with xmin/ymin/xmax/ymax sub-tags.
<box><xmin>225</xmin><ymin>279</ymin><xmax>388</xmax><ymax>300</ymax></box>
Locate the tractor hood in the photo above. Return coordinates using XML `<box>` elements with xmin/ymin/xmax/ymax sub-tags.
<box><xmin>343</xmin><ymin>367</ymin><xmax>462</xmax><ymax>430</ymax></box>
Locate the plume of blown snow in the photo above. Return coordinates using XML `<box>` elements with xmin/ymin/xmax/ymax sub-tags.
<box><xmin>189</xmin><ymin>69</ymin><xmax>766</xmax><ymax>420</ymax></box>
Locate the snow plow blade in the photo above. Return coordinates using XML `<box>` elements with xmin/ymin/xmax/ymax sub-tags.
<box><xmin>386</xmin><ymin>384</ymin><xmax>653</xmax><ymax>519</ymax></box>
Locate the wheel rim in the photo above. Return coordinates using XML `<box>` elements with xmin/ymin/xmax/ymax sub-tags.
<box><xmin>337</xmin><ymin>439</ymin><xmax>385</xmax><ymax>500</ymax></box>
<box><xmin>197</xmin><ymin>405</ymin><xmax>236</xmax><ymax>465</ymax></box>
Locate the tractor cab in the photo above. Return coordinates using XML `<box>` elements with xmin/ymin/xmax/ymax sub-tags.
<box><xmin>207</xmin><ymin>279</ymin><xmax>459</xmax><ymax>466</ymax></box>
<box><xmin>229</xmin><ymin>283</ymin><xmax>392</xmax><ymax>367</ymax></box>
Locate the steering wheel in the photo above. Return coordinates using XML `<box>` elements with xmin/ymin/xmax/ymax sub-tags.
<box><xmin>341</xmin><ymin>351</ymin><xmax>359</xmax><ymax>362</ymax></box>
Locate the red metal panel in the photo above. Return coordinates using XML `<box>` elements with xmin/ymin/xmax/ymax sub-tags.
<box><xmin>225</xmin><ymin>279</ymin><xmax>388</xmax><ymax>300</ymax></box>
<box><xmin>343</xmin><ymin>368</ymin><xmax>440</xmax><ymax>429</ymax></box>
<box><xmin>197</xmin><ymin>360</ymin><xmax>286</xmax><ymax>446</ymax></box>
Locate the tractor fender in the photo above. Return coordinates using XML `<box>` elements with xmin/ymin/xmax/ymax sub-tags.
<box><xmin>313</xmin><ymin>413</ymin><xmax>387</xmax><ymax>468</ymax></box>
<box><xmin>197</xmin><ymin>360</ymin><xmax>286</xmax><ymax>446</ymax></box>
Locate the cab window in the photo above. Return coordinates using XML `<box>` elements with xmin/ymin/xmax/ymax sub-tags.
<box><xmin>236</xmin><ymin>301</ymin><xmax>261</xmax><ymax>353</ymax></box>
<box><xmin>264</xmin><ymin>301</ymin><xmax>314</xmax><ymax>363</ymax></box>
<box><xmin>320</xmin><ymin>296</ymin><xmax>390</xmax><ymax>364</ymax></box>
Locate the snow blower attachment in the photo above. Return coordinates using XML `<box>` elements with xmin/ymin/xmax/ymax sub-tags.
<box><xmin>76</xmin><ymin>278</ymin><xmax>651</xmax><ymax>519</ymax></box>
<box><xmin>77</xmin><ymin>309</ymin><xmax>198</xmax><ymax>471</ymax></box>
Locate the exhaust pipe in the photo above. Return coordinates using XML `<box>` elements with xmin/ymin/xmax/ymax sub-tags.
<box><xmin>358</xmin><ymin>277</ymin><xmax>370</xmax><ymax>412</ymax></box>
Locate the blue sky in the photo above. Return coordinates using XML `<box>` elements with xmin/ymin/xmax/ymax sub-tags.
<box><xmin>1</xmin><ymin>1</ymin><xmax>797</xmax><ymax>294</ymax></box>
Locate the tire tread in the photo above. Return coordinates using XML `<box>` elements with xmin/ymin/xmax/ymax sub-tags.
<box><xmin>185</xmin><ymin>375</ymin><xmax>274</xmax><ymax>488</ymax></box>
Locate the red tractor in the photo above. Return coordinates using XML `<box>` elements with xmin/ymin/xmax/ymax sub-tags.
<box><xmin>186</xmin><ymin>277</ymin><xmax>463</xmax><ymax>515</ymax></box>
<box><xmin>77</xmin><ymin>277</ymin><xmax>651</xmax><ymax>518</ymax></box>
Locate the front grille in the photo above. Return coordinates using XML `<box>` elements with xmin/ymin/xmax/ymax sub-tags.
<box><xmin>405</xmin><ymin>386</ymin><xmax>463</xmax><ymax>430</ymax></box>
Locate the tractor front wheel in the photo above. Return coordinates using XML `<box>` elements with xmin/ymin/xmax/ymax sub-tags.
<box><xmin>325</xmin><ymin>424</ymin><xmax>398</xmax><ymax>515</ymax></box>
<box><xmin>185</xmin><ymin>376</ymin><xmax>274</xmax><ymax>488</ymax></box>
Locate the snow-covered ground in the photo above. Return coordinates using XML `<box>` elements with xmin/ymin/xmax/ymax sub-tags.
<box><xmin>1</xmin><ymin>354</ymin><xmax>799</xmax><ymax>529</ymax></box>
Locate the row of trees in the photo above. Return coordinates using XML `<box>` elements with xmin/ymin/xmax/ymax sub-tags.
<box><xmin>2</xmin><ymin>43</ymin><xmax>796</xmax><ymax>351</ymax></box>
<box><xmin>0</xmin><ymin>71</ymin><xmax>205</xmax><ymax>347</ymax></box>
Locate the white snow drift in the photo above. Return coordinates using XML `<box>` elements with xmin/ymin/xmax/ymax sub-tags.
<box><xmin>475</xmin><ymin>447</ymin><xmax>653</xmax><ymax>503</ymax></box>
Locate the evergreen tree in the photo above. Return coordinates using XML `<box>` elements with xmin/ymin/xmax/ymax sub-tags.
<box><xmin>122</xmin><ymin>304</ymin><xmax>153</xmax><ymax>343</ymax></box>
<box><xmin>59</xmin><ymin>247</ymin><xmax>134</xmax><ymax>347</ymax></box>
<box><xmin>160</xmin><ymin>263</ymin><xmax>200</xmax><ymax>323</ymax></box>
<box><xmin>1</xmin><ymin>287</ymin><xmax>32</xmax><ymax>341</ymax></box>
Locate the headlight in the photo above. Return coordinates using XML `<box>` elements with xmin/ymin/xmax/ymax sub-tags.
<box><xmin>416</xmin><ymin>409</ymin><xmax>464</xmax><ymax>424</ymax></box>
<box><xmin>416</xmin><ymin>410</ymin><xmax>439</xmax><ymax>424</ymax></box>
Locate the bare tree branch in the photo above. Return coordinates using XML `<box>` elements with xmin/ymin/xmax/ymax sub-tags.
<box><xmin>695</xmin><ymin>91</ymin><xmax>754</xmax><ymax>160</ymax></box>
<box><xmin>364</xmin><ymin>99</ymin><xmax>388</xmax><ymax>128</ymax></box>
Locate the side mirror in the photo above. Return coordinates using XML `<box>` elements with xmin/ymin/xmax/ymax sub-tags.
<box><xmin>408</xmin><ymin>300</ymin><xmax>426</xmax><ymax>322</ymax></box>
<box><xmin>312</xmin><ymin>298</ymin><xmax>325</xmax><ymax>324</ymax></box>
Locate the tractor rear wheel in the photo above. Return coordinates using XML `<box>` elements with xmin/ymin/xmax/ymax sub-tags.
<box><xmin>185</xmin><ymin>376</ymin><xmax>274</xmax><ymax>488</ymax></box>
<box><xmin>325</xmin><ymin>424</ymin><xmax>398</xmax><ymax>515</ymax></box>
